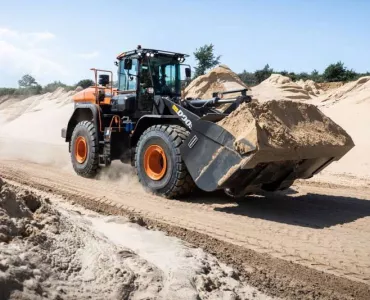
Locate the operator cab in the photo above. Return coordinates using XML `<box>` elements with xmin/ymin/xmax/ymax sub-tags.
<box><xmin>111</xmin><ymin>46</ymin><xmax>191</xmax><ymax>117</ymax></box>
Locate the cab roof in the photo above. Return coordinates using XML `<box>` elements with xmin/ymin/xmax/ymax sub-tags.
<box><xmin>116</xmin><ymin>47</ymin><xmax>189</xmax><ymax>60</ymax></box>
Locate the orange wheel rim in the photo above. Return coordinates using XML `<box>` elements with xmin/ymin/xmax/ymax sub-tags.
<box><xmin>144</xmin><ymin>145</ymin><xmax>167</xmax><ymax>180</ymax></box>
<box><xmin>75</xmin><ymin>136</ymin><xmax>87</xmax><ymax>164</ymax></box>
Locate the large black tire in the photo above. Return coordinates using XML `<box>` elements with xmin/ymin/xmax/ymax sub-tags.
<box><xmin>135</xmin><ymin>125</ymin><xmax>195</xmax><ymax>198</ymax></box>
<box><xmin>70</xmin><ymin>120</ymin><xmax>99</xmax><ymax>178</ymax></box>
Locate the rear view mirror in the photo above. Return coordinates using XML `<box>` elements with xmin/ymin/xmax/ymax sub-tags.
<box><xmin>185</xmin><ymin>67</ymin><xmax>191</xmax><ymax>79</ymax></box>
<box><xmin>124</xmin><ymin>59</ymin><xmax>132</xmax><ymax>70</ymax></box>
<box><xmin>99</xmin><ymin>74</ymin><xmax>110</xmax><ymax>86</ymax></box>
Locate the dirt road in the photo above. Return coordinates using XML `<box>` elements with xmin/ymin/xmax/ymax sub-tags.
<box><xmin>1</xmin><ymin>159</ymin><xmax>370</xmax><ymax>299</ymax></box>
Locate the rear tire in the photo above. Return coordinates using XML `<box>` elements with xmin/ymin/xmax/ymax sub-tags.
<box><xmin>135</xmin><ymin>125</ymin><xmax>195</xmax><ymax>198</ymax></box>
<box><xmin>70</xmin><ymin>120</ymin><xmax>99</xmax><ymax>178</ymax></box>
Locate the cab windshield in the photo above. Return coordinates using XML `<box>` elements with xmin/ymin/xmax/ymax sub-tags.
<box><xmin>145</xmin><ymin>56</ymin><xmax>181</xmax><ymax>97</ymax></box>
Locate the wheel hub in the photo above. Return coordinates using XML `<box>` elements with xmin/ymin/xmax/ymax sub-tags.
<box><xmin>75</xmin><ymin>136</ymin><xmax>87</xmax><ymax>164</ymax></box>
<box><xmin>144</xmin><ymin>145</ymin><xmax>167</xmax><ymax>180</ymax></box>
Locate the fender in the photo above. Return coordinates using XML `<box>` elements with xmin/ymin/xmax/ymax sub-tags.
<box><xmin>130</xmin><ymin>115</ymin><xmax>181</xmax><ymax>147</ymax></box>
<box><xmin>63</xmin><ymin>103</ymin><xmax>102</xmax><ymax>143</ymax></box>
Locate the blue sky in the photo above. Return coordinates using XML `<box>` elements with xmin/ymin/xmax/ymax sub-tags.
<box><xmin>0</xmin><ymin>0</ymin><xmax>369</xmax><ymax>87</ymax></box>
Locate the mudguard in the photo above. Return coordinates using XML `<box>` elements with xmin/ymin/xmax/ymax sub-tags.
<box><xmin>130</xmin><ymin>115</ymin><xmax>181</xmax><ymax>146</ymax></box>
<box><xmin>63</xmin><ymin>103</ymin><xmax>101</xmax><ymax>143</ymax></box>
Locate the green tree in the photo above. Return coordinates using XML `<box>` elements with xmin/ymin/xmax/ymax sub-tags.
<box><xmin>75</xmin><ymin>79</ymin><xmax>95</xmax><ymax>89</ymax></box>
<box><xmin>344</xmin><ymin>69</ymin><xmax>357</xmax><ymax>81</ymax></box>
<box><xmin>238</xmin><ymin>70</ymin><xmax>257</xmax><ymax>86</ymax></box>
<box><xmin>193</xmin><ymin>44</ymin><xmax>221</xmax><ymax>78</ymax></box>
<box><xmin>18</xmin><ymin>74</ymin><xmax>38</xmax><ymax>88</ymax></box>
<box><xmin>43</xmin><ymin>81</ymin><xmax>68</xmax><ymax>93</ymax></box>
<box><xmin>322</xmin><ymin>61</ymin><xmax>357</xmax><ymax>82</ymax></box>
<box><xmin>254</xmin><ymin>64</ymin><xmax>273</xmax><ymax>84</ymax></box>
<box><xmin>296</xmin><ymin>72</ymin><xmax>310</xmax><ymax>81</ymax></box>
<box><xmin>310</xmin><ymin>69</ymin><xmax>322</xmax><ymax>82</ymax></box>
<box><xmin>279</xmin><ymin>70</ymin><xmax>289</xmax><ymax>77</ymax></box>
<box><xmin>0</xmin><ymin>88</ymin><xmax>17</xmax><ymax>96</ymax></box>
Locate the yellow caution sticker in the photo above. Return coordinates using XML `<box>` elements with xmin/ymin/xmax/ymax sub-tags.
<box><xmin>171</xmin><ymin>104</ymin><xmax>192</xmax><ymax>129</ymax></box>
<box><xmin>172</xmin><ymin>104</ymin><xmax>179</xmax><ymax>113</ymax></box>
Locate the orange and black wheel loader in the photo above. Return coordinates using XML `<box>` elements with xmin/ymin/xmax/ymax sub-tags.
<box><xmin>61</xmin><ymin>46</ymin><xmax>354</xmax><ymax>198</ymax></box>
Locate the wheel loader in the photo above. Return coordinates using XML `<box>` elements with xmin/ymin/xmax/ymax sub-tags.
<box><xmin>62</xmin><ymin>45</ymin><xmax>354</xmax><ymax>198</ymax></box>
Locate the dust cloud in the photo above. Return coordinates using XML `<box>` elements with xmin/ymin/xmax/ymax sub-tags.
<box><xmin>0</xmin><ymin>88</ymin><xmax>136</xmax><ymax>183</ymax></box>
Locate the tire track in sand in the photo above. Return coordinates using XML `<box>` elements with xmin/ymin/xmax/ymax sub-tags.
<box><xmin>1</xmin><ymin>159</ymin><xmax>370</xmax><ymax>299</ymax></box>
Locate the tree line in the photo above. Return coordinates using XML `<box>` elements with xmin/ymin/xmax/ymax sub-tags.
<box><xmin>192</xmin><ymin>44</ymin><xmax>370</xmax><ymax>86</ymax></box>
<box><xmin>1</xmin><ymin>44</ymin><xmax>369</xmax><ymax>97</ymax></box>
<box><xmin>0</xmin><ymin>75</ymin><xmax>95</xmax><ymax>97</ymax></box>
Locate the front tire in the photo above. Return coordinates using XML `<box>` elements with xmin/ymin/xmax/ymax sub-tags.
<box><xmin>135</xmin><ymin>125</ymin><xmax>195</xmax><ymax>198</ymax></box>
<box><xmin>70</xmin><ymin>120</ymin><xmax>99</xmax><ymax>178</ymax></box>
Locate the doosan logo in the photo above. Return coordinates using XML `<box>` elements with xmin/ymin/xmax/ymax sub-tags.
<box><xmin>172</xmin><ymin>105</ymin><xmax>192</xmax><ymax>129</ymax></box>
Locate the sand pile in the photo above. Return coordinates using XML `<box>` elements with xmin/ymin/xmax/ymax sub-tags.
<box><xmin>317</xmin><ymin>81</ymin><xmax>345</xmax><ymax>92</ymax></box>
<box><xmin>251</xmin><ymin>74</ymin><xmax>317</xmax><ymax>102</ymax></box>
<box><xmin>296</xmin><ymin>79</ymin><xmax>321</xmax><ymax>96</ymax></box>
<box><xmin>0</xmin><ymin>87</ymin><xmax>74</xmax><ymax>145</ymax></box>
<box><xmin>0</xmin><ymin>87</ymin><xmax>74</xmax><ymax>124</ymax></box>
<box><xmin>318</xmin><ymin>76</ymin><xmax>370</xmax><ymax>106</ymax></box>
<box><xmin>217</xmin><ymin>100</ymin><xmax>354</xmax><ymax>159</ymax></box>
<box><xmin>310</xmin><ymin>76</ymin><xmax>370</xmax><ymax>179</ymax></box>
<box><xmin>0</xmin><ymin>88</ymin><xmax>75</xmax><ymax>166</ymax></box>
<box><xmin>0</xmin><ymin>180</ymin><xmax>271</xmax><ymax>300</ymax></box>
<box><xmin>184</xmin><ymin>65</ymin><xmax>248</xmax><ymax>99</ymax></box>
<box><xmin>0</xmin><ymin>179</ymin><xmax>158</xmax><ymax>299</ymax></box>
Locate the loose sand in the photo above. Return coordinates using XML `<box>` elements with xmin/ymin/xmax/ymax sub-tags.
<box><xmin>0</xmin><ymin>88</ymin><xmax>73</xmax><ymax>167</ymax></box>
<box><xmin>251</xmin><ymin>74</ymin><xmax>317</xmax><ymax>102</ymax></box>
<box><xmin>0</xmin><ymin>179</ymin><xmax>272</xmax><ymax>300</ymax></box>
<box><xmin>1</xmin><ymin>75</ymin><xmax>370</xmax><ymax>299</ymax></box>
<box><xmin>184</xmin><ymin>65</ymin><xmax>248</xmax><ymax>99</ymax></box>
<box><xmin>217</xmin><ymin>100</ymin><xmax>354</xmax><ymax>158</ymax></box>
<box><xmin>296</xmin><ymin>79</ymin><xmax>322</xmax><ymax>96</ymax></box>
<box><xmin>0</xmin><ymin>87</ymin><xmax>74</xmax><ymax>144</ymax></box>
<box><xmin>312</xmin><ymin>76</ymin><xmax>370</xmax><ymax>181</ymax></box>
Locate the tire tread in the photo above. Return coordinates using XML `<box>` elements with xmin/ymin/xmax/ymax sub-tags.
<box><xmin>134</xmin><ymin>124</ymin><xmax>195</xmax><ymax>198</ymax></box>
<box><xmin>71</xmin><ymin>120</ymin><xmax>99</xmax><ymax>178</ymax></box>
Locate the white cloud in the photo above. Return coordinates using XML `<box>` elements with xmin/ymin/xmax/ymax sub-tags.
<box><xmin>0</xmin><ymin>27</ymin><xmax>55</xmax><ymax>45</ymax></box>
<box><xmin>0</xmin><ymin>28</ymin><xmax>18</xmax><ymax>38</ymax></box>
<box><xmin>0</xmin><ymin>27</ymin><xmax>65</xmax><ymax>84</ymax></box>
<box><xmin>0</xmin><ymin>41</ymin><xmax>66</xmax><ymax>76</ymax></box>
<box><xmin>28</xmin><ymin>32</ymin><xmax>55</xmax><ymax>40</ymax></box>
<box><xmin>77</xmin><ymin>51</ymin><xmax>99</xmax><ymax>59</ymax></box>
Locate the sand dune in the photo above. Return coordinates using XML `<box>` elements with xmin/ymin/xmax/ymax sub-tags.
<box><xmin>0</xmin><ymin>88</ymin><xmax>74</xmax><ymax>166</ymax></box>
<box><xmin>251</xmin><ymin>74</ymin><xmax>317</xmax><ymax>102</ymax></box>
<box><xmin>317</xmin><ymin>76</ymin><xmax>370</xmax><ymax>106</ymax></box>
<box><xmin>315</xmin><ymin>77</ymin><xmax>370</xmax><ymax>180</ymax></box>
<box><xmin>184</xmin><ymin>65</ymin><xmax>248</xmax><ymax>99</ymax></box>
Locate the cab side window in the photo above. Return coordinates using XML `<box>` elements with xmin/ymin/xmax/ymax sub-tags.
<box><xmin>119</xmin><ymin>58</ymin><xmax>138</xmax><ymax>91</ymax></box>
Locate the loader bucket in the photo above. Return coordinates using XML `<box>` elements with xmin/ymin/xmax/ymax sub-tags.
<box><xmin>180</xmin><ymin>100</ymin><xmax>355</xmax><ymax>195</ymax></box>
